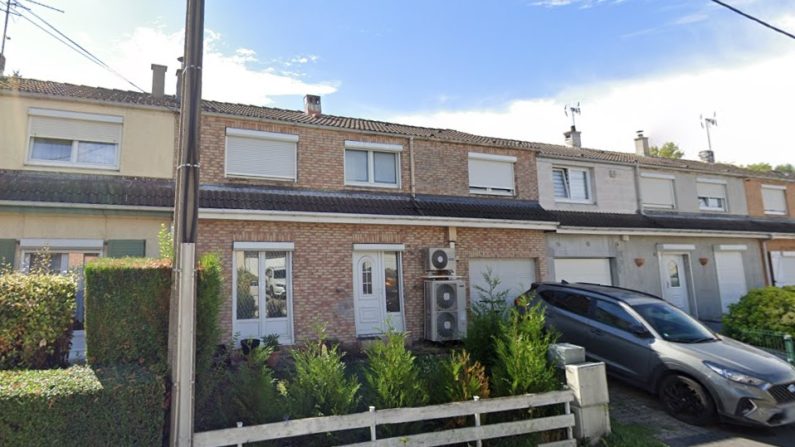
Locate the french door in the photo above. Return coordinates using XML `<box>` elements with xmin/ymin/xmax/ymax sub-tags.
<box><xmin>233</xmin><ymin>250</ymin><xmax>293</xmax><ymax>344</ymax></box>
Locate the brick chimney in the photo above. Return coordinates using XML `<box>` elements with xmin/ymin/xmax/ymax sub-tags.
<box><xmin>150</xmin><ymin>64</ymin><xmax>168</xmax><ymax>98</ymax></box>
<box><xmin>698</xmin><ymin>150</ymin><xmax>715</xmax><ymax>164</ymax></box>
<box><xmin>304</xmin><ymin>94</ymin><xmax>321</xmax><ymax>117</ymax></box>
<box><xmin>564</xmin><ymin>126</ymin><xmax>581</xmax><ymax>148</ymax></box>
<box><xmin>634</xmin><ymin>130</ymin><xmax>650</xmax><ymax>156</ymax></box>
<box><xmin>175</xmin><ymin>57</ymin><xmax>184</xmax><ymax>101</ymax></box>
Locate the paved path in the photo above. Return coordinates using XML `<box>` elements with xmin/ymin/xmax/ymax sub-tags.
<box><xmin>609</xmin><ymin>379</ymin><xmax>795</xmax><ymax>446</ymax></box>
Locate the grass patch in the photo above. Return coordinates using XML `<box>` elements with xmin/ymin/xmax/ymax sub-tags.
<box><xmin>597</xmin><ymin>420</ymin><xmax>667</xmax><ymax>447</ymax></box>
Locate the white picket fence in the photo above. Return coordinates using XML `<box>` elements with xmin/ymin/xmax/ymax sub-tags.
<box><xmin>193</xmin><ymin>389</ymin><xmax>576</xmax><ymax>447</ymax></box>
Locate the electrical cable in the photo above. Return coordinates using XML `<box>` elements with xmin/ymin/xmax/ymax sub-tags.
<box><xmin>709</xmin><ymin>0</ymin><xmax>795</xmax><ymax>41</ymax></box>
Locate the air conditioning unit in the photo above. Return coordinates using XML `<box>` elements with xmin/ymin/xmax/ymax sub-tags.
<box><xmin>425</xmin><ymin>280</ymin><xmax>467</xmax><ymax>342</ymax></box>
<box><xmin>424</xmin><ymin>247</ymin><xmax>456</xmax><ymax>273</ymax></box>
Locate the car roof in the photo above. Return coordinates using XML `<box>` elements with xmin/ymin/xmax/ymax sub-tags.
<box><xmin>534</xmin><ymin>281</ymin><xmax>663</xmax><ymax>304</ymax></box>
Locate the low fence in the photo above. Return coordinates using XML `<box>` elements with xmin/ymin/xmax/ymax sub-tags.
<box><xmin>193</xmin><ymin>390</ymin><xmax>577</xmax><ymax>447</ymax></box>
<box><xmin>728</xmin><ymin>328</ymin><xmax>795</xmax><ymax>365</ymax></box>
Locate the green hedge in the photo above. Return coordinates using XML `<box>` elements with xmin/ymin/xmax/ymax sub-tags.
<box><xmin>723</xmin><ymin>286</ymin><xmax>795</xmax><ymax>337</ymax></box>
<box><xmin>0</xmin><ymin>273</ymin><xmax>76</xmax><ymax>369</ymax></box>
<box><xmin>0</xmin><ymin>365</ymin><xmax>165</xmax><ymax>446</ymax></box>
<box><xmin>84</xmin><ymin>258</ymin><xmax>172</xmax><ymax>368</ymax></box>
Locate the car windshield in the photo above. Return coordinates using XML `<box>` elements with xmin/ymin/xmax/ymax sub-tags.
<box><xmin>632</xmin><ymin>302</ymin><xmax>716</xmax><ymax>343</ymax></box>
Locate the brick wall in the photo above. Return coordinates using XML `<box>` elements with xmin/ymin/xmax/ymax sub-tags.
<box><xmin>199</xmin><ymin>114</ymin><xmax>539</xmax><ymax>200</ymax></box>
<box><xmin>197</xmin><ymin>219</ymin><xmax>548</xmax><ymax>345</ymax></box>
<box><xmin>744</xmin><ymin>178</ymin><xmax>795</xmax><ymax>218</ymax></box>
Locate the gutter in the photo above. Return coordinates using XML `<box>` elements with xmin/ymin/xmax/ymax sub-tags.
<box><xmin>555</xmin><ymin>226</ymin><xmax>773</xmax><ymax>239</ymax></box>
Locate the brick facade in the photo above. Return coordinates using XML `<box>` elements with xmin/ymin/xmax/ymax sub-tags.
<box><xmin>744</xmin><ymin>178</ymin><xmax>795</xmax><ymax>218</ymax></box>
<box><xmin>199</xmin><ymin>114</ymin><xmax>539</xmax><ymax>200</ymax></box>
<box><xmin>197</xmin><ymin>219</ymin><xmax>548</xmax><ymax>345</ymax></box>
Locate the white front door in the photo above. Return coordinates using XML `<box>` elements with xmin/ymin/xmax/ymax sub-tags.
<box><xmin>715</xmin><ymin>251</ymin><xmax>748</xmax><ymax>313</ymax></box>
<box><xmin>660</xmin><ymin>254</ymin><xmax>691</xmax><ymax>313</ymax></box>
<box><xmin>233</xmin><ymin>250</ymin><xmax>293</xmax><ymax>344</ymax></box>
<box><xmin>553</xmin><ymin>258</ymin><xmax>612</xmax><ymax>285</ymax></box>
<box><xmin>353</xmin><ymin>251</ymin><xmax>404</xmax><ymax>335</ymax></box>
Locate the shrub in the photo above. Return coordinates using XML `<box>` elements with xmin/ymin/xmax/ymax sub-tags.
<box><xmin>723</xmin><ymin>287</ymin><xmax>795</xmax><ymax>337</ymax></box>
<box><xmin>364</xmin><ymin>330</ymin><xmax>427</xmax><ymax>409</ymax></box>
<box><xmin>0</xmin><ymin>365</ymin><xmax>165</xmax><ymax>446</ymax></box>
<box><xmin>491</xmin><ymin>302</ymin><xmax>559</xmax><ymax>397</ymax></box>
<box><xmin>415</xmin><ymin>354</ymin><xmax>449</xmax><ymax>405</ymax></box>
<box><xmin>84</xmin><ymin>258</ymin><xmax>171</xmax><ymax>368</ymax></box>
<box><xmin>464</xmin><ymin>268</ymin><xmax>510</xmax><ymax>373</ymax></box>
<box><xmin>194</xmin><ymin>253</ymin><xmax>226</xmax><ymax>430</ymax></box>
<box><xmin>444</xmin><ymin>350</ymin><xmax>490</xmax><ymax>402</ymax></box>
<box><xmin>0</xmin><ymin>272</ymin><xmax>76</xmax><ymax>369</ymax></box>
<box><xmin>283</xmin><ymin>327</ymin><xmax>361</xmax><ymax>418</ymax></box>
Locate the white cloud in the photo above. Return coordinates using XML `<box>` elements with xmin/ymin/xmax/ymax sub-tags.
<box><xmin>5</xmin><ymin>25</ymin><xmax>338</xmax><ymax>106</ymax></box>
<box><xmin>532</xmin><ymin>0</ymin><xmax>625</xmax><ymax>8</ymax></box>
<box><xmin>391</xmin><ymin>46</ymin><xmax>795</xmax><ymax>166</ymax></box>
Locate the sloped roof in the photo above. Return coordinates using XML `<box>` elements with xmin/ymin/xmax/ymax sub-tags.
<box><xmin>2</xmin><ymin>76</ymin><xmax>791</xmax><ymax>181</ymax></box>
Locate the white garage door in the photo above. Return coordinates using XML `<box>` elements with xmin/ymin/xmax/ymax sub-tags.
<box><xmin>771</xmin><ymin>251</ymin><xmax>795</xmax><ymax>286</ymax></box>
<box><xmin>469</xmin><ymin>258</ymin><xmax>536</xmax><ymax>307</ymax></box>
<box><xmin>714</xmin><ymin>251</ymin><xmax>748</xmax><ymax>313</ymax></box>
<box><xmin>554</xmin><ymin>258</ymin><xmax>612</xmax><ymax>285</ymax></box>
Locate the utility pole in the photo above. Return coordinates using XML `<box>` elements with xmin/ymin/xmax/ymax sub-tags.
<box><xmin>169</xmin><ymin>0</ymin><xmax>204</xmax><ymax>444</ymax></box>
<box><xmin>1</xmin><ymin>0</ymin><xmax>14</xmax><ymax>75</ymax></box>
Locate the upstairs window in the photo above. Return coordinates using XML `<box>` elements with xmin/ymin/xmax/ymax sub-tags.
<box><xmin>762</xmin><ymin>185</ymin><xmax>788</xmax><ymax>215</ymax></box>
<box><xmin>468</xmin><ymin>153</ymin><xmax>516</xmax><ymax>195</ymax></box>
<box><xmin>697</xmin><ymin>179</ymin><xmax>727</xmax><ymax>212</ymax></box>
<box><xmin>344</xmin><ymin>141</ymin><xmax>402</xmax><ymax>187</ymax></box>
<box><xmin>641</xmin><ymin>173</ymin><xmax>676</xmax><ymax>209</ymax></box>
<box><xmin>27</xmin><ymin>108</ymin><xmax>122</xmax><ymax>170</ymax></box>
<box><xmin>552</xmin><ymin>167</ymin><xmax>591</xmax><ymax>203</ymax></box>
<box><xmin>225</xmin><ymin>128</ymin><xmax>298</xmax><ymax>180</ymax></box>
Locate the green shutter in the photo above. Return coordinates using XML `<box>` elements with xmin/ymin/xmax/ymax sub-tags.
<box><xmin>107</xmin><ymin>240</ymin><xmax>146</xmax><ymax>258</ymax></box>
<box><xmin>0</xmin><ymin>239</ymin><xmax>16</xmax><ymax>268</ymax></box>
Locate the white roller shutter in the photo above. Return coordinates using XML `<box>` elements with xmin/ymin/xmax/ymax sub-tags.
<box><xmin>762</xmin><ymin>187</ymin><xmax>787</xmax><ymax>214</ymax></box>
<box><xmin>554</xmin><ymin>258</ymin><xmax>612</xmax><ymax>285</ymax></box>
<box><xmin>641</xmin><ymin>176</ymin><xmax>675</xmax><ymax>208</ymax></box>
<box><xmin>469</xmin><ymin>258</ymin><xmax>535</xmax><ymax>306</ymax></box>
<box><xmin>29</xmin><ymin>115</ymin><xmax>122</xmax><ymax>143</ymax></box>
<box><xmin>771</xmin><ymin>251</ymin><xmax>795</xmax><ymax>286</ymax></box>
<box><xmin>468</xmin><ymin>156</ymin><xmax>515</xmax><ymax>193</ymax></box>
<box><xmin>697</xmin><ymin>182</ymin><xmax>726</xmax><ymax>199</ymax></box>
<box><xmin>226</xmin><ymin>129</ymin><xmax>297</xmax><ymax>180</ymax></box>
<box><xmin>714</xmin><ymin>251</ymin><xmax>748</xmax><ymax>313</ymax></box>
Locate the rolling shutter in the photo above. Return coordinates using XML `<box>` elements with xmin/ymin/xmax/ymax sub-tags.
<box><xmin>697</xmin><ymin>182</ymin><xmax>726</xmax><ymax>199</ymax></box>
<box><xmin>641</xmin><ymin>177</ymin><xmax>675</xmax><ymax>208</ymax></box>
<box><xmin>0</xmin><ymin>239</ymin><xmax>16</xmax><ymax>267</ymax></box>
<box><xmin>107</xmin><ymin>240</ymin><xmax>146</xmax><ymax>258</ymax></box>
<box><xmin>29</xmin><ymin>115</ymin><xmax>122</xmax><ymax>143</ymax></box>
<box><xmin>468</xmin><ymin>158</ymin><xmax>514</xmax><ymax>191</ymax></box>
<box><xmin>226</xmin><ymin>129</ymin><xmax>297</xmax><ymax>180</ymax></box>
<box><xmin>762</xmin><ymin>187</ymin><xmax>787</xmax><ymax>213</ymax></box>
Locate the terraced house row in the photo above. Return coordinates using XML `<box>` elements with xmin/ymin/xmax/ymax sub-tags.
<box><xmin>1</xmin><ymin>68</ymin><xmax>794</xmax><ymax>357</ymax></box>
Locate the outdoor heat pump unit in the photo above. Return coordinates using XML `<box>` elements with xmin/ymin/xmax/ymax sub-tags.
<box><xmin>425</xmin><ymin>280</ymin><xmax>467</xmax><ymax>342</ymax></box>
<box><xmin>424</xmin><ymin>247</ymin><xmax>456</xmax><ymax>273</ymax></box>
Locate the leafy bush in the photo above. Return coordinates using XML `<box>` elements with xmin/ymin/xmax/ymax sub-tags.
<box><xmin>194</xmin><ymin>253</ymin><xmax>226</xmax><ymax>430</ymax></box>
<box><xmin>364</xmin><ymin>330</ymin><xmax>427</xmax><ymax>409</ymax></box>
<box><xmin>723</xmin><ymin>287</ymin><xmax>795</xmax><ymax>337</ymax></box>
<box><xmin>491</xmin><ymin>302</ymin><xmax>559</xmax><ymax>396</ymax></box>
<box><xmin>444</xmin><ymin>350</ymin><xmax>490</xmax><ymax>402</ymax></box>
<box><xmin>0</xmin><ymin>272</ymin><xmax>76</xmax><ymax>369</ymax></box>
<box><xmin>415</xmin><ymin>354</ymin><xmax>449</xmax><ymax>405</ymax></box>
<box><xmin>0</xmin><ymin>365</ymin><xmax>165</xmax><ymax>446</ymax></box>
<box><xmin>283</xmin><ymin>328</ymin><xmax>361</xmax><ymax>418</ymax></box>
<box><xmin>84</xmin><ymin>258</ymin><xmax>171</xmax><ymax>368</ymax></box>
<box><xmin>464</xmin><ymin>269</ymin><xmax>511</xmax><ymax>373</ymax></box>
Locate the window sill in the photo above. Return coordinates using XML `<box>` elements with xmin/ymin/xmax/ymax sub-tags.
<box><xmin>642</xmin><ymin>204</ymin><xmax>676</xmax><ymax>209</ymax></box>
<box><xmin>226</xmin><ymin>173</ymin><xmax>297</xmax><ymax>182</ymax></box>
<box><xmin>25</xmin><ymin>160</ymin><xmax>119</xmax><ymax>171</ymax></box>
<box><xmin>345</xmin><ymin>181</ymin><xmax>400</xmax><ymax>189</ymax></box>
<box><xmin>469</xmin><ymin>189</ymin><xmax>514</xmax><ymax>197</ymax></box>
<box><xmin>555</xmin><ymin>198</ymin><xmax>594</xmax><ymax>205</ymax></box>
<box><xmin>764</xmin><ymin>211</ymin><xmax>787</xmax><ymax>216</ymax></box>
<box><xmin>699</xmin><ymin>207</ymin><xmax>727</xmax><ymax>213</ymax></box>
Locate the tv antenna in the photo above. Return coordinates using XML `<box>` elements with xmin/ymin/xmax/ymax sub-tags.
<box><xmin>700</xmin><ymin>112</ymin><xmax>718</xmax><ymax>151</ymax></box>
<box><xmin>564</xmin><ymin>102</ymin><xmax>581</xmax><ymax>128</ymax></box>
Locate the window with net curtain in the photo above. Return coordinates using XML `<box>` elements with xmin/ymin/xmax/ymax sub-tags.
<box><xmin>27</xmin><ymin>109</ymin><xmax>122</xmax><ymax>169</ymax></box>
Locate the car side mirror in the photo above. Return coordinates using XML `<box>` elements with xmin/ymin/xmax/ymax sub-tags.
<box><xmin>631</xmin><ymin>324</ymin><xmax>653</xmax><ymax>338</ymax></box>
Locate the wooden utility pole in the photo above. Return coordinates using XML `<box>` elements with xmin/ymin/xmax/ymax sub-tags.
<box><xmin>169</xmin><ymin>0</ymin><xmax>204</xmax><ymax>444</ymax></box>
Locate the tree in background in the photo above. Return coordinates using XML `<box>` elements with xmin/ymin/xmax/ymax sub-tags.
<box><xmin>649</xmin><ymin>142</ymin><xmax>684</xmax><ymax>159</ymax></box>
<box><xmin>774</xmin><ymin>163</ymin><xmax>794</xmax><ymax>174</ymax></box>
<box><xmin>745</xmin><ymin>162</ymin><xmax>773</xmax><ymax>172</ymax></box>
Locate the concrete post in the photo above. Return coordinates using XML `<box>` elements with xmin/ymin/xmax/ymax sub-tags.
<box><xmin>549</xmin><ymin>344</ymin><xmax>611</xmax><ymax>444</ymax></box>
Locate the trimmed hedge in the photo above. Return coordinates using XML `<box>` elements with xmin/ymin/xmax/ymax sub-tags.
<box><xmin>723</xmin><ymin>286</ymin><xmax>795</xmax><ymax>336</ymax></box>
<box><xmin>0</xmin><ymin>272</ymin><xmax>76</xmax><ymax>369</ymax></box>
<box><xmin>0</xmin><ymin>365</ymin><xmax>165</xmax><ymax>446</ymax></box>
<box><xmin>84</xmin><ymin>258</ymin><xmax>172</xmax><ymax>368</ymax></box>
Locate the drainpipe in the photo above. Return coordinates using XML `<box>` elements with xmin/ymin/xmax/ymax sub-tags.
<box><xmin>409</xmin><ymin>137</ymin><xmax>416</xmax><ymax>198</ymax></box>
<box><xmin>762</xmin><ymin>238</ymin><xmax>773</xmax><ymax>286</ymax></box>
<box><xmin>633</xmin><ymin>160</ymin><xmax>643</xmax><ymax>214</ymax></box>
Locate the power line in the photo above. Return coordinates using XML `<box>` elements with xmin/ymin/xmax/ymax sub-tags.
<box><xmin>710</xmin><ymin>0</ymin><xmax>795</xmax><ymax>41</ymax></box>
<box><xmin>13</xmin><ymin>2</ymin><xmax>145</xmax><ymax>91</ymax></box>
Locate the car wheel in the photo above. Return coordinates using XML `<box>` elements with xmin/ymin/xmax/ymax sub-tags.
<box><xmin>658</xmin><ymin>374</ymin><xmax>716</xmax><ymax>426</ymax></box>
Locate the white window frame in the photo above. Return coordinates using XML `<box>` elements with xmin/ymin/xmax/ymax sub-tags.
<box><xmin>696</xmin><ymin>178</ymin><xmax>728</xmax><ymax>212</ymax></box>
<box><xmin>761</xmin><ymin>185</ymin><xmax>788</xmax><ymax>215</ymax></box>
<box><xmin>344</xmin><ymin>141</ymin><xmax>402</xmax><ymax>188</ymax></box>
<box><xmin>26</xmin><ymin>108</ymin><xmax>123</xmax><ymax>171</ymax></box>
<box><xmin>640</xmin><ymin>173</ymin><xmax>677</xmax><ymax>209</ymax></box>
<box><xmin>468</xmin><ymin>152</ymin><xmax>517</xmax><ymax>196</ymax></box>
<box><xmin>224</xmin><ymin>128</ymin><xmax>299</xmax><ymax>181</ymax></box>
<box><xmin>552</xmin><ymin>166</ymin><xmax>593</xmax><ymax>204</ymax></box>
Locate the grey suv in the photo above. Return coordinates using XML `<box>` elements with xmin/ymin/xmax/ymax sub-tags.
<box><xmin>525</xmin><ymin>282</ymin><xmax>795</xmax><ymax>427</ymax></box>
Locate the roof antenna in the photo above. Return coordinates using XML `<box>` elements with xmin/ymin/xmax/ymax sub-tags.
<box><xmin>564</xmin><ymin>102</ymin><xmax>581</xmax><ymax>129</ymax></box>
<box><xmin>700</xmin><ymin>112</ymin><xmax>718</xmax><ymax>152</ymax></box>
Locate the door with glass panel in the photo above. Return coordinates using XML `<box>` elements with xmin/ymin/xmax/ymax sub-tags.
<box><xmin>234</xmin><ymin>251</ymin><xmax>293</xmax><ymax>344</ymax></box>
<box><xmin>353</xmin><ymin>251</ymin><xmax>404</xmax><ymax>335</ymax></box>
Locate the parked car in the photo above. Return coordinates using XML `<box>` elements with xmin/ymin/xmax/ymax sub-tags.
<box><xmin>521</xmin><ymin>282</ymin><xmax>795</xmax><ymax>427</ymax></box>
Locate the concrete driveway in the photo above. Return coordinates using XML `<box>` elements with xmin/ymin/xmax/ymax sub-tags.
<box><xmin>609</xmin><ymin>379</ymin><xmax>795</xmax><ymax>447</ymax></box>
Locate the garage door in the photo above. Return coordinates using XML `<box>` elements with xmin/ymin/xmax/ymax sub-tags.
<box><xmin>771</xmin><ymin>251</ymin><xmax>795</xmax><ymax>286</ymax></box>
<box><xmin>714</xmin><ymin>251</ymin><xmax>748</xmax><ymax>313</ymax></box>
<box><xmin>554</xmin><ymin>258</ymin><xmax>612</xmax><ymax>285</ymax></box>
<box><xmin>469</xmin><ymin>258</ymin><xmax>536</xmax><ymax>307</ymax></box>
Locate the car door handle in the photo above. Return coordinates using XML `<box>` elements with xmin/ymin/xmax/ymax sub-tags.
<box><xmin>590</xmin><ymin>328</ymin><xmax>604</xmax><ymax>336</ymax></box>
